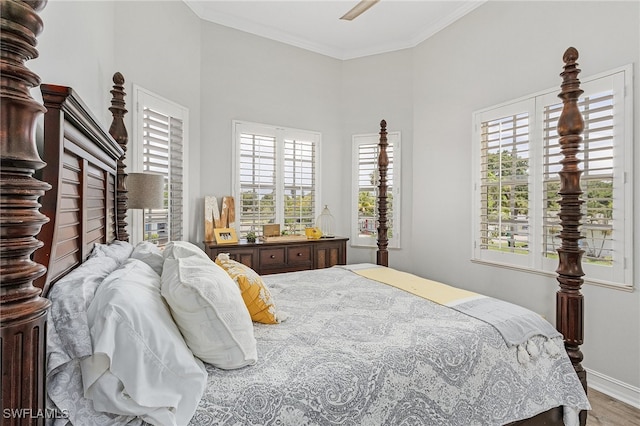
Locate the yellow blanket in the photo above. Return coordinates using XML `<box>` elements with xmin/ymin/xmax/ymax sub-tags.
<box><xmin>354</xmin><ymin>266</ymin><xmax>479</xmax><ymax>305</ymax></box>
<box><xmin>351</xmin><ymin>265</ymin><xmax>563</xmax><ymax>362</ymax></box>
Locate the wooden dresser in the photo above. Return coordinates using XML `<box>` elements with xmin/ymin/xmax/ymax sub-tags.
<box><xmin>204</xmin><ymin>237</ymin><xmax>348</xmax><ymax>275</ymax></box>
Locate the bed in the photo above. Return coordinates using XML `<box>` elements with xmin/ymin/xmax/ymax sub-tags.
<box><xmin>1</xmin><ymin>2</ymin><xmax>589</xmax><ymax>425</ymax></box>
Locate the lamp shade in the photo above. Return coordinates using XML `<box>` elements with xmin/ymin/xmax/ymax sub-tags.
<box><xmin>127</xmin><ymin>172</ymin><xmax>164</xmax><ymax>209</ymax></box>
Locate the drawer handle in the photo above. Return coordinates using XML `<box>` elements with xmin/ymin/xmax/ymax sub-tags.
<box><xmin>270</xmin><ymin>255</ymin><xmax>275</xmax><ymax>259</ymax></box>
<box><xmin>297</xmin><ymin>252</ymin><xmax>303</xmax><ymax>256</ymax></box>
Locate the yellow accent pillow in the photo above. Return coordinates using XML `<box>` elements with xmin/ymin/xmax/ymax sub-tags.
<box><xmin>215</xmin><ymin>254</ymin><xmax>279</xmax><ymax>324</ymax></box>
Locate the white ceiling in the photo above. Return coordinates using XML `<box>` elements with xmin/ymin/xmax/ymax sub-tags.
<box><xmin>182</xmin><ymin>0</ymin><xmax>485</xmax><ymax>60</ymax></box>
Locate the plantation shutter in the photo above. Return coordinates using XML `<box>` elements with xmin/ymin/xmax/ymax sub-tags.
<box><xmin>473</xmin><ymin>66</ymin><xmax>631</xmax><ymax>287</ymax></box>
<box><xmin>479</xmin><ymin>112</ymin><xmax>530</xmax><ymax>255</ymax></box>
<box><xmin>238</xmin><ymin>132</ymin><xmax>277</xmax><ymax>234</ymax></box>
<box><xmin>543</xmin><ymin>92</ymin><xmax>615</xmax><ymax>265</ymax></box>
<box><xmin>168</xmin><ymin>116</ymin><xmax>184</xmax><ymax>241</ymax></box>
<box><xmin>234</xmin><ymin>122</ymin><xmax>320</xmax><ymax>238</ymax></box>
<box><xmin>141</xmin><ymin>107</ymin><xmax>184</xmax><ymax>244</ymax></box>
<box><xmin>357</xmin><ymin>143</ymin><xmax>378</xmax><ymax>238</ymax></box>
<box><xmin>356</xmin><ymin>142</ymin><xmax>394</xmax><ymax>238</ymax></box>
<box><xmin>283</xmin><ymin>138</ymin><xmax>316</xmax><ymax>234</ymax></box>
<box><xmin>351</xmin><ymin>131</ymin><xmax>400</xmax><ymax>248</ymax></box>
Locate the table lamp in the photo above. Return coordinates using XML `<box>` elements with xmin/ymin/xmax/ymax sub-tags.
<box><xmin>127</xmin><ymin>172</ymin><xmax>165</xmax><ymax>210</ymax></box>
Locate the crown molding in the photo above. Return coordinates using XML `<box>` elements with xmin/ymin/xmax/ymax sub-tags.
<box><xmin>183</xmin><ymin>1</ymin><xmax>486</xmax><ymax>61</ymax></box>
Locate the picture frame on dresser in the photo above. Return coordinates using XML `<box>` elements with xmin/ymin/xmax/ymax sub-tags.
<box><xmin>214</xmin><ymin>227</ymin><xmax>238</xmax><ymax>244</ymax></box>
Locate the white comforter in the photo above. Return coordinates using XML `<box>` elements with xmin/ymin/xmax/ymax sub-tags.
<box><xmin>190</xmin><ymin>266</ymin><xmax>590</xmax><ymax>425</ymax></box>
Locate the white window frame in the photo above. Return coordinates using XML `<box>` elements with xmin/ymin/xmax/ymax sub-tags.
<box><xmin>232</xmin><ymin>120</ymin><xmax>321</xmax><ymax>237</ymax></box>
<box><xmin>131</xmin><ymin>85</ymin><xmax>189</xmax><ymax>246</ymax></box>
<box><xmin>473</xmin><ymin>100</ymin><xmax>536</xmax><ymax>269</ymax></box>
<box><xmin>472</xmin><ymin>65</ymin><xmax>633</xmax><ymax>289</ymax></box>
<box><xmin>350</xmin><ymin>131</ymin><xmax>401</xmax><ymax>249</ymax></box>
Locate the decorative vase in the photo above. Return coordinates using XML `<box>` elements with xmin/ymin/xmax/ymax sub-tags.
<box><xmin>316</xmin><ymin>205</ymin><xmax>335</xmax><ymax>238</ymax></box>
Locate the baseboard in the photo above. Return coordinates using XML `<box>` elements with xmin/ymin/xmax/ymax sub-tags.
<box><xmin>587</xmin><ymin>368</ymin><xmax>640</xmax><ymax>409</ymax></box>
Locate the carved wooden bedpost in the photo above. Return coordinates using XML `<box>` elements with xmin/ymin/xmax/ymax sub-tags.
<box><xmin>109</xmin><ymin>72</ymin><xmax>129</xmax><ymax>241</ymax></box>
<box><xmin>376</xmin><ymin>120</ymin><xmax>389</xmax><ymax>267</ymax></box>
<box><xmin>0</xmin><ymin>0</ymin><xmax>51</xmax><ymax>422</ymax></box>
<box><xmin>555</xmin><ymin>47</ymin><xmax>587</xmax><ymax>416</ymax></box>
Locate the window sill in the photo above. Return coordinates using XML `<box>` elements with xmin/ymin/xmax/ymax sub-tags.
<box><xmin>350</xmin><ymin>243</ymin><xmax>401</xmax><ymax>250</ymax></box>
<box><xmin>470</xmin><ymin>258</ymin><xmax>634</xmax><ymax>292</ymax></box>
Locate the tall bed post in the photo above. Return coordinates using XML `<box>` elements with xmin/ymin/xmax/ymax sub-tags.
<box><xmin>109</xmin><ymin>72</ymin><xmax>129</xmax><ymax>241</ymax></box>
<box><xmin>376</xmin><ymin>119</ymin><xmax>389</xmax><ymax>266</ymax></box>
<box><xmin>555</xmin><ymin>46</ymin><xmax>587</xmax><ymax>402</ymax></box>
<box><xmin>0</xmin><ymin>0</ymin><xmax>51</xmax><ymax>421</ymax></box>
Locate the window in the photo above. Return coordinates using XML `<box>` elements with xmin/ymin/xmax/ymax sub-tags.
<box><xmin>472</xmin><ymin>66</ymin><xmax>633</xmax><ymax>288</ymax></box>
<box><xmin>476</xmin><ymin>101</ymin><xmax>534</xmax><ymax>268</ymax></box>
<box><xmin>233</xmin><ymin>121</ymin><xmax>320</xmax><ymax>237</ymax></box>
<box><xmin>132</xmin><ymin>86</ymin><xmax>188</xmax><ymax>246</ymax></box>
<box><xmin>351</xmin><ymin>131</ymin><xmax>401</xmax><ymax>248</ymax></box>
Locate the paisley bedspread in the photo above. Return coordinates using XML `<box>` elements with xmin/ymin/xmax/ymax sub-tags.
<box><xmin>190</xmin><ymin>266</ymin><xmax>590</xmax><ymax>426</ymax></box>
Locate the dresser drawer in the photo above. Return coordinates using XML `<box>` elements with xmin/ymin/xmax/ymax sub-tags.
<box><xmin>205</xmin><ymin>246</ymin><xmax>258</xmax><ymax>270</ymax></box>
<box><xmin>260</xmin><ymin>247</ymin><xmax>285</xmax><ymax>266</ymax></box>
<box><xmin>287</xmin><ymin>245</ymin><xmax>312</xmax><ymax>265</ymax></box>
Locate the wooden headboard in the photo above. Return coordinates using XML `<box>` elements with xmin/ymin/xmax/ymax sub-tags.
<box><xmin>1</xmin><ymin>77</ymin><xmax>129</xmax><ymax>423</ymax></box>
<box><xmin>34</xmin><ymin>85</ymin><xmax>123</xmax><ymax>295</ymax></box>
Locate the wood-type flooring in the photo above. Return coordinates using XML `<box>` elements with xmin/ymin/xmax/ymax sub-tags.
<box><xmin>587</xmin><ymin>387</ymin><xmax>640</xmax><ymax>425</ymax></box>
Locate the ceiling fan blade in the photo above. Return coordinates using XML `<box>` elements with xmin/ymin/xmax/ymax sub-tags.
<box><xmin>340</xmin><ymin>0</ymin><xmax>380</xmax><ymax>21</ymax></box>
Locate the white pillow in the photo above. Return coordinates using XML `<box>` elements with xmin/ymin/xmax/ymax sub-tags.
<box><xmin>90</xmin><ymin>240</ymin><xmax>134</xmax><ymax>264</ymax></box>
<box><xmin>130</xmin><ymin>241</ymin><xmax>164</xmax><ymax>275</ymax></box>
<box><xmin>163</xmin><ymin>240</ymin><xmax>210</xmax><ymax>261</ymax></box>
<box><xmin>82</xmin><ymin>258</ymin><xmax>207</xmax><ymax>426</ymax></box>
<box><xmin>161</xmin><ymin>256</ymin><xmax>257</xmax><ymax>369</ymax></box>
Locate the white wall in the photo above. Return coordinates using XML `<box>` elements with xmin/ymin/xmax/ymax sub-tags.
<box><xmin>340</xmin><ymin>49</ymin><xmax>414</xmax><ymax>271</ymax></box>
<box><xmin>31</xmin><ymin>1</ymin><xmax>203</xmax><ymax>243</ymax></box>
<box><xmin>198</xmin><ymin>22</ymin><xmax>343</xmax><ymax>242</ymax></box>
<box><xmin>32</xmin><ymin>1</ymin><xmax>116</xmax><ymax>125</ymax></box>
<box><xmin>409</xmin><ymin>0</ymin><xmax>640</xmax><ymax>398</ymax></box>
<box><xmin>113</xmin><ymin>1</ymin><xmax>202</xmax><ymax>243</ymax></box>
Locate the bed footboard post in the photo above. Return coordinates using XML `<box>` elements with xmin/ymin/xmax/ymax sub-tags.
<box><xmin>555</xmin><ymin>47</ymin><xmax>587</xmax><ymax>425</ymax></box>
<box><xmin>0</xmin><ymin>0</ymin><xmax>51</xmax><ymax>423</ymax></box>
<box><xmin>109</xmin><ymin>72</ymin><xmax>129</xmax><ymax>242</ymax></box>
<box><xmin>376</xmin><ymin>120</ymin><xmax>389</xmax><ymax>266</ymax></box>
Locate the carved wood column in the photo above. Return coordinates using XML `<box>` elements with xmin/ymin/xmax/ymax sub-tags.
<box><xmin>376</xmin><ymin>119</ymin><xmax>389</xmax><ymax>267</ymax></box>
<box><xmin>1</xmin><ymin>0</ymin><xmax>51</xmax><ymax>423</ymax></box>
<box><xmin>109</xmin><ymin>72</ymin><xmax>129</xmax><ymax>241</ymax></box>
<box><xmin>555</xmin><ymin>47</ymin><xmax>587</xmax><ymax>404</ymax></box>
